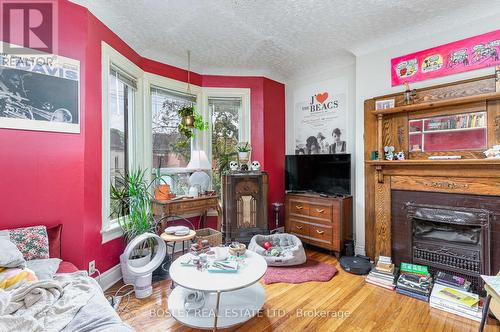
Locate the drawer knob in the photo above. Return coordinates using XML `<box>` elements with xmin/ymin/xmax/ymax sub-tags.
<box><xmin>315</xmin><ymin>209</ymin><xmax>324</xmax><ymax>213</ymax></box>
<box><xmin>315</xmin><ymin>230</ymin><xmax>325</xmax><ymax>234</ymax></box>
<box><xmin>296</xmin><ymin>225</ymin><xmax>303</xmax><ymax>230</ymax></box>
<box><xmin>295</xmin><ymin>205</ymin><xmax>303</xmax><ymax>210</ymax></box>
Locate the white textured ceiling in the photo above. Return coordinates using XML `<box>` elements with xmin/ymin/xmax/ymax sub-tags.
<box><xmin>71</xmin><ymin>0</ymin><xmax>500</xmax><ymax>81</ymax></box>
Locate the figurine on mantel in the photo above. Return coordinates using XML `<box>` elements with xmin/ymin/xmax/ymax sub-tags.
<box><xmin>403</xmin><ymin>82</ymin><xmax>417</xmax><ymax>104</ymax></box>
<box><xmin>229</xmin><ymin>160</ymin><xmax>239</xmax><ymax>171</ymax></box>
<box><xmin>384</xmin><ymin>146</ymin><xmax>395</xmax><ymax>160</ymax></box>
<box><xmin>250</xmin><ymin>160</ymin><xmax>261</xmax><ymax>171</ymax></box>
<box><xmin>396</xmin><ymin>151</ymin><xmax>406</xmax><ymax>160</ymax></box>
<box><xmin>484</xmin><ymin>145</ymin><xmax>500</xmax><ymax>159</ymax></box>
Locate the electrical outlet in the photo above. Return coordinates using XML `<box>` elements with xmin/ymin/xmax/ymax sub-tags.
<box><xmin>88</xmin><ymin>260</ymin><xmax>96</xmax><ymax>275</ymax></box>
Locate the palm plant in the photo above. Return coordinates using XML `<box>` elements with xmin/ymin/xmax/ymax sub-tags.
<box><xmin>110</xmin><ymin>168</ymin><xmax>157</xmax><ymax>252</ymax></box>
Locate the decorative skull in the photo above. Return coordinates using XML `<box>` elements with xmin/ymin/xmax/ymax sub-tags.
<box><xmin>229</xmin><ymin>161</ymin><xmax>239</xmax><ymax>171</ymax></box>
<box><xmin>251</xmin><ymin>160</ymin><xmax>261</xmax><ymax>171</ymax></box>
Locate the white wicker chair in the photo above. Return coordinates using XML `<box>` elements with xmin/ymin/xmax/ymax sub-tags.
<box><xmin>248</xmin><ymin>233</ymin><xmax>306</xmax><ymax>266</ymax></box>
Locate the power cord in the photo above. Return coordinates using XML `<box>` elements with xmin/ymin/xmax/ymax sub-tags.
<box><xmin>104</xmin><ymin>283</ymin><xmax>135</xmax><ymax>313</ymax></box>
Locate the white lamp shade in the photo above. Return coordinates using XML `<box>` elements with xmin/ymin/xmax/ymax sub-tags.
<box><xmin>187</xmin><ymin>150</ymin><xmax>211</xmax><ymax>170</ymax></box>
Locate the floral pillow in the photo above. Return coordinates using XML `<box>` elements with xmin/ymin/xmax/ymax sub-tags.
<box><xmin>6</xmin><ymin>226</ymin><xmax>50</xmax><ymax>261</ymax></box>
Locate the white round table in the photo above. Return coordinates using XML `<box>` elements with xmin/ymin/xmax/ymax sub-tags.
<box><xmin>168</xmin><ymin>249</ymin><xmax>267</xmax><ymax>331</ymax></box>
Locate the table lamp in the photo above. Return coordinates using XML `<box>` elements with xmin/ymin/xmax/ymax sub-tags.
<box><xmin>187</xmin><ymin>150</ymin><xmax>211</xmax><ymax>194</ymax></box>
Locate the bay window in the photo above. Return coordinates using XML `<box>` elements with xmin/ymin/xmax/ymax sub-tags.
<box><xmin>101</xmin><ymin>43</ymin><xmax>251</xmax><ymax>242</ymax></box>
<box><xmin>101</xmin><ymin>42</ymin><xmax>143</xmax><ymax>243</ymax></box>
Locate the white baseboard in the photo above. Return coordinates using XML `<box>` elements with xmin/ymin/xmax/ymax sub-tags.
<box><xmin>355</xmin><ymin>244</ymin><xmax>366</xmax><ymax>256</ymax></box>
<box><xmin>97</xmin><ymin>263</ymin><xmax>122</xmax><ymax>291</ymax></box>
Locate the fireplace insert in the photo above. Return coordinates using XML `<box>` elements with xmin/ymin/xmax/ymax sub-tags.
<box><xmin>407</xmin><ymin>203</ymin><xmax>491</xmax><ymax>293</ymax></box>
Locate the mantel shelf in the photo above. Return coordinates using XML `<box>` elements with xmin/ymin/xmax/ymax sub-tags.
<box><xmin>372</xmin><ymin>91</ymin><xmax>500</xmax><ymax>115</ymax></box>
<box><xmin>365</xmin><ymin>159</ymin><xmax>500</xmax><ymax>166</ymax></box>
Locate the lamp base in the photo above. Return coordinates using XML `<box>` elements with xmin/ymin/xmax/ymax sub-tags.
<box><xmin>189</xmin><ymin>170</ymin><xmax>210</xmax><ymax>192</ymax></box>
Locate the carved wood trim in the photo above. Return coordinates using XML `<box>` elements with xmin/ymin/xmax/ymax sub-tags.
<box><xmin>391</xmin><ymin>176</ymin><xmax>500</xmax><ymax>196</ymax></box>
<box><xmin>374</xmin><ymin>174</ymin><xmax>391</xmax><ymax>257</ymax></box>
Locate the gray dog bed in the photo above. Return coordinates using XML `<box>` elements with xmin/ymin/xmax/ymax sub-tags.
<box><xmin>248</xmin><ymin>233</ymin><xmax>306</xmax><ymax>266</ymax></box>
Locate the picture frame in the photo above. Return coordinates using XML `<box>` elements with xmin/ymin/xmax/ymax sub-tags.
<box><xmin>375</xmin><ymin>98</ymin><xmax>395</xmax><ymax>110</ymax></box>
<box><xmin>0</xmin><ymin>42</ymin><xmax>80</xmax><ymax>133</ymax></box>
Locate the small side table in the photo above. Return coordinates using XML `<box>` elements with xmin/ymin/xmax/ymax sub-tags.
<box><xmin>158</xmin><ymin>230</ymin><xmax>197</xmax><ymax>286</ymax></box>
<box><xmin>479</xmin><ymin>274</ymin><xmax>500</xmax><ymax>332</ymax></box>
<box><xmin>152</xmin><ymin>195</ymin><xmax>222</xmax><ymax>232</ymax></box>
<box><xmin>160</xmin><ymin>230</ymin><xmax>197</xmax><ymax>256</ymax></box>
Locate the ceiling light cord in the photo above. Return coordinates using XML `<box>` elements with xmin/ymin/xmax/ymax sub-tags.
<box><xmin>187</xmin><ymin>50</ymin><xmax>191</xmax><ymax>94</ymax></box>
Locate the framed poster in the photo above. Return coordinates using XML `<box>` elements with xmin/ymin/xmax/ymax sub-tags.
<box><xmin>0</xmin><ymin>42</ymin><xmax>80</xmax><ymax>133</ymax></box>
<box><xmin>391</xmin><ymin>29</ymin><xmax>500</xmax><ymax>86</ymax></box>
<box><xmin>293</xmin><ymin>78</ymin><xmax>348</xmax><ymax>155</ymax></box>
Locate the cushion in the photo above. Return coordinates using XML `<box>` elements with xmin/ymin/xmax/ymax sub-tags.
<box><xmin>0</xmin><ymin>235</ymin><xmax>25</xmax><ymax>268</ymax></box>
<box><xmin>248</xmin><ymin>233</ymin><xmax>307</xmax><ymax>266</ymax></box>
<box><xmin>0</xmin><ymin>226</ymin><xmax>50</xmax><ymax>260</ymax></box>
<box><xmin>56</xmin><ymin>261</ymin><xmax>79</xmax><ymax>274</ymax></box>
<box><xmin>26</xmin><ymin>258</ymin><xmax>62</xmax><ymax>280</ymax></box>
<box><xmin>47</xmin><ymin>224</ymin><xmax>62</xmax><ymax>258</ymax></box>
<box><xmin>0</xmin><ymin>267</ymin><xmax>37</xmax><ymax>290</ymax></box>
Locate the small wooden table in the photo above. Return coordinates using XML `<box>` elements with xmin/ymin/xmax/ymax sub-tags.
<box><xmin>152</xmin><ymin>195</ymin><xmax>222</xmax><ymax>232</ymax></box>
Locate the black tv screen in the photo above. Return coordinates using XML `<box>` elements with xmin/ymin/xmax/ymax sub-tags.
<box><xmin>285</xmin><ymin>154</ymin><xmax>351</xmax><ymax>195</ymax></box>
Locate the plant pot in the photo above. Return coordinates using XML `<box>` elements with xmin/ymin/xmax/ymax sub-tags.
<box><xmin>120</xmin><ymin>249</ymin><xmax>151</xmax><ymax>285</ymax></box>
<box><xmin>238</xmin><ymin>151</ymin><xmax>250</xmax><ymax>163</ymax></box>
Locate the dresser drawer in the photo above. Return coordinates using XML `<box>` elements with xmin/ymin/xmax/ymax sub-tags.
<box><xmin>309</xmin><ymin>224</ymin><xmax>332</xmax><ymax>245</ymax></box>
<box><xmin>309</xmin><ymin>204</ymin><xmax>332</xmax><ymax>219</ymax></box>
<box><xmin>290</xmin><ymin>200</ymin><xmax>309</xmax><ymax>216</ymax></box>
<box><xmin>289</xmin><ymin>220</ymin><xmax>309</xmax><ymax>237</ymax></box>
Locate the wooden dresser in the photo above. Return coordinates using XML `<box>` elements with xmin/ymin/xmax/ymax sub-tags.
<box><xmin>285</xmin><ymin>193</ymin><xmax>352</xmax><ymax>255</ymax></box>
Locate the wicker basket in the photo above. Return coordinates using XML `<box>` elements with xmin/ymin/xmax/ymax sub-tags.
<box><xmin>195</xmin><ymin>228</ymin><xmax>222</xmax><ymax>247</ymax></box>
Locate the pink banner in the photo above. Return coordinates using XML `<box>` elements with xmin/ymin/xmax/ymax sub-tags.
<box><xmin>391</xmin><ymin>29</ymin><xmax>500</xmax><ymax>86</ymax></box>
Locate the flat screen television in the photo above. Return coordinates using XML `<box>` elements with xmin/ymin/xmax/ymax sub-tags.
<box><xmin>285</xmin><ymin>154</ymin><xmax>351</xmax><ymax>195</ymax></box>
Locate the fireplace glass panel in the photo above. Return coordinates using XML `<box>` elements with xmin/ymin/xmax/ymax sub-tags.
<box><xmin>413</xmin><ymin>219</ymin><xmax>480</xmax><ymax>245</ymax></box>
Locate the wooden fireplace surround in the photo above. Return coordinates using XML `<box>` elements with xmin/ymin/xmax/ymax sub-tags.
<box><xmin>364</xmin><ymin>74</ymin><xmax>500</xmax><ymax>259</ymax></box>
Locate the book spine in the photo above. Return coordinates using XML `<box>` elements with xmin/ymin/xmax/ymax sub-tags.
<box><xmin>430</xmin><ymin>296</ymin><xmax>479</xmax><ymax>313</ymax></box>
<box><xmin>366</xmin><ymin>279</ymin><xmax>395</xmax><ymax>290</ymax></box>
<box><xmin>435</xmin><ymin>280</ymin><xmax>468</xmax><ymax>291</ymax></box>
<box><xmin>396</xmin><ymin>288</ymin><xmax>429</xmax><ymax>302</ymax></box>
<box><xmin>429</xmin><ymin>302</ymin><xmax>481</xmax><ymax>322</ymax></box>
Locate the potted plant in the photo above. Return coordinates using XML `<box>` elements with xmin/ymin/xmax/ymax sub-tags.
<box><xmin>237</xmin><ymin>142</ymin><xmax>252</xmax><ymax>163</ymax></box>
<box><xmin>176</xmin><ymin>105</ymin><xmax>209</xmax><ymax>149</ymax></box>
<box><xmin>110</xmin><ymin>168</ymin><xmax>157</xmax><ymax>284</ymax></box>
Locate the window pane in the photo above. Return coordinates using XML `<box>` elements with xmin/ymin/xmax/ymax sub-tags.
<box><xmin>109</xmin><ymin>72</ymin><xmax>133</xmax><ymax>219</ymax></box>
<box><xmin>151</xmin><ymin>87</ymin><xmax>195</xmax><ymax>170</ymax></box>
<box><xmin>209</xmin><ymin>97</ymin><xmax>241</xmax><ymax>194</ymax></box>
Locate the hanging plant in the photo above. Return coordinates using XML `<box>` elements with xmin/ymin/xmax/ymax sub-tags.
<box><xmin>176</xmin><ymin>105</ymin><xmax>209</xmax><ymax>149</ymax></box>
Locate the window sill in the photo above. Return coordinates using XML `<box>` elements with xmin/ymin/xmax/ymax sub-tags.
<box><xmin>101</xmin><ymin>223</ymin><xmax>123</xmax><ymax>244</ymax></box>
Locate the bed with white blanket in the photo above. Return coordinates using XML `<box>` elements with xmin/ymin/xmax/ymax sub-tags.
<box><xmin>0</xmin><ymin>271</ymin><xmax>133</xmax><ymax>332</ymax></box>
<box><xmin>0</xmin><ymin>226</ymin><xmax>133</xmax><ymax>332</ymax></box>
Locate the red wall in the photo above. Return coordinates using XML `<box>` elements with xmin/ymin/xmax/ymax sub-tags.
<box><xmin>0</xmin><ymin>0</ymin><xmax>285</xmax><ymax>272</ymax></box>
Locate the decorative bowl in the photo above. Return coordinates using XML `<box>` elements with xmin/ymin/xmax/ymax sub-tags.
<box><xmin>228</xmin><ymin>242</ymin><xmax>246</xmax><ymax>256</ymax></box>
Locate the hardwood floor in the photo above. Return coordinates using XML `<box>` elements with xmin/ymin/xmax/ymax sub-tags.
<box><xmin>110</xmin><ymin>249</ymin><xmax>500</xmax><ymax>331</ymax></box>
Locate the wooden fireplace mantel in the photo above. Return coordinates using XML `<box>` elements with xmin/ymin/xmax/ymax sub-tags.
<box><xmin>364</xmin><ymin>74</ymin><xmax>500</xmax><ymax>259</ymax></box>
<box><xmin>365</xmin><ymin>161</ymin><xmax>500</xmax><ymax>258</ymax></box>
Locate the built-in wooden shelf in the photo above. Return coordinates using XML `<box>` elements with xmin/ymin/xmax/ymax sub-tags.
<box><xmin>365</xmin><ymin>159</ymin><xmax>500</xmax><ymax>166</ymax></box>
<box><xmin>372</xmin><ymin>91</ymin><xmax>500</xmax><ymax>115</ymax></box>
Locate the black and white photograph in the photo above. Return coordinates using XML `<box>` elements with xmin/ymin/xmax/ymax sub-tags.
<box><xmin>293</xmin><ymin>78</ymin><xmax>348</xmax><ymax>155</ymax></box>
<box><xmin>0</xmin><ymin>44</ymin><xmax>80</xmax><ymax>133</ymax></box>
<box><xmin>375</xmin><ymin>98</ymin><xmax>395</xmax><ymax>110</ymax></box>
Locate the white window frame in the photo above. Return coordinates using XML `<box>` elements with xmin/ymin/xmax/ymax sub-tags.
<box><xmin>101</xmin><ymin>42</ymin><xmax>144</xmax><ymax>243</ymax></box>
<box><xmin>144</xmin><ymin>72</ymin><xmax>203</xmax><ymax>176</ymax></box>
<box><xmin>202</xmin><ymin>87</ymin><xmax>251</xmax><ymax>160</ymax></box>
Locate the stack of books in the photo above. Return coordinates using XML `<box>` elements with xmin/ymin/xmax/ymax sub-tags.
<box><xmin>430</xmin><ymin>282</ymin><xmax>482</xmax><ymax>321</ymax></box>
<box><xmin>366</xmin><ymin>256</ymin><xmax>398</xmax><ymax>290</ymax></box>
<box><xmin>434</xmin><ymin>271</ymin><xmax>471</xmax><ymax>292</ymax></box>
<box><xmin>395</xmin><ymin>263</ymin><xmax>433</xmax><ymax>301</ymax></box>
